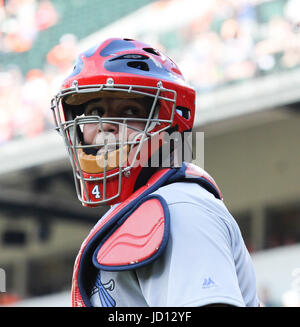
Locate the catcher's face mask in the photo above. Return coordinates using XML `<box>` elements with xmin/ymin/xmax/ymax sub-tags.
<box><xmin>51</xmin><ymin>38</ymin><xmax>195</xmax><ymax>206</ymax></box>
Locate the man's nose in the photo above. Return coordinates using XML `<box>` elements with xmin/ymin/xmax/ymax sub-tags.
<box><xmin>99</xmin><ymin>111</ymin><xmax>119</xmax><ymax>134</ymax></box>
<box><xmin>101</xmin><ymin>121</ymin><xmax>118</xmax><ymax>134</ymax></box>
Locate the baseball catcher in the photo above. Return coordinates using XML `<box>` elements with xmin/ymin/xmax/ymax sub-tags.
<box><xmin>51</xmin><ymin>38</ymin><xmax>259</xmax><ymax>307</ymax></box>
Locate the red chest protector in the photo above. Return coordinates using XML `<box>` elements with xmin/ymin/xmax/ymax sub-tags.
<box><xmin>71</xmin><ymin>163</ymin><xmax>223</xmax><ymax>307</ymax></box>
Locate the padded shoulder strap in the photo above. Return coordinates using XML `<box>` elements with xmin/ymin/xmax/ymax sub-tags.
<box><xmin>184</xmin><ymin>163</ymin><xmax>223</xmax><ymax>200</ymax></box>
<box><xmin>92</xmin><ymin>194</ymin><xmax>170</xmax><ymax>271</ymax></box>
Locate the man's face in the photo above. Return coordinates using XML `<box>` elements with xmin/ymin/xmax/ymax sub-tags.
<box><xmin>82</xmin><ymin>97</ymin><xmax>150</xmax><ymax>155</ymax></box>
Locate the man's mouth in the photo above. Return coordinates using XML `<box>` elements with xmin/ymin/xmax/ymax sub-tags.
<box><xmin>83</xmin><ymin>135</ymin><xmax>143</xmax><ymax>156</ymax></box>
<box><xmin>82</xmin><ymin>144</ymin><xmax>121</xmax><ymax>156</ymax></box>
<box><xmin>96</xmin><ymin>144</ymin><xmax>121</xmax><ymax>156</ymax></box>
<box><xmin>78</xmin><ymin>144</ymin><xmax>130</xmax><ymax>173</ymax></box>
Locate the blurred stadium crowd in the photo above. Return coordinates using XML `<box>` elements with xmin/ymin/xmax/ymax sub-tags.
<box><xmin>0</xmin><ymin>0</ymin><xmax>300</xmax><ymax>144</ymax></box>
<box><xmin>1</xmin><ymin>0</ymin><xmax>300</xmax><ymax>307</ymax></box>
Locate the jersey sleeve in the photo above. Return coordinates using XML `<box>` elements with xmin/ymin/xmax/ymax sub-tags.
<box><xmin>135</xmin><ymin>192</ymin><xmax>256</xmax><ymax>307</ymax></box>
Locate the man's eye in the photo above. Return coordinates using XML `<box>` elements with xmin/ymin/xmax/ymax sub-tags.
<box><xmin>123</xmin><ymin>108</ymin><xmax>136</xmax><ymax>116</ymax></box>
<box><xmin>122</xmin><ymin>107</ymin><xmax>145</xmax><ymax>117</ymax></box>
<box><xmin>85</xmin><ymin>108</ymin><xmax>103</xmax><ymax>116</ymax></box>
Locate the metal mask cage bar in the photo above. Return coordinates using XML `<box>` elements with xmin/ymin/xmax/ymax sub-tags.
<box><xmin>51</xmin><ymin>81</ymin><xmax>176</xmax><ymax>124</ymax></box>
<box><xmin>51</xmin><ymin>81</ymin><xmax>177</xmax><ymax>205</ymax></box>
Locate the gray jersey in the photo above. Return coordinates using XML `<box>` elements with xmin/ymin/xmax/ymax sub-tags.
<box><xmin>89</xmin><ymin>182</ymin><xmax>259</xmax><ymax>307</ymax></box>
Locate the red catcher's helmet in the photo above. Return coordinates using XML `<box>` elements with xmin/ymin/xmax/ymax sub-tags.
<box><xmin>51</xmin><ymin>38</ymin><xmax>195</xmax><ymax>206</ymax></box>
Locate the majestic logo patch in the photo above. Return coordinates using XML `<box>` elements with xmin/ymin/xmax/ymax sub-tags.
<box><xmin>202</xmin><ymin>277</ymin><xmax>216</xmax><ymax>289</ymax></box>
